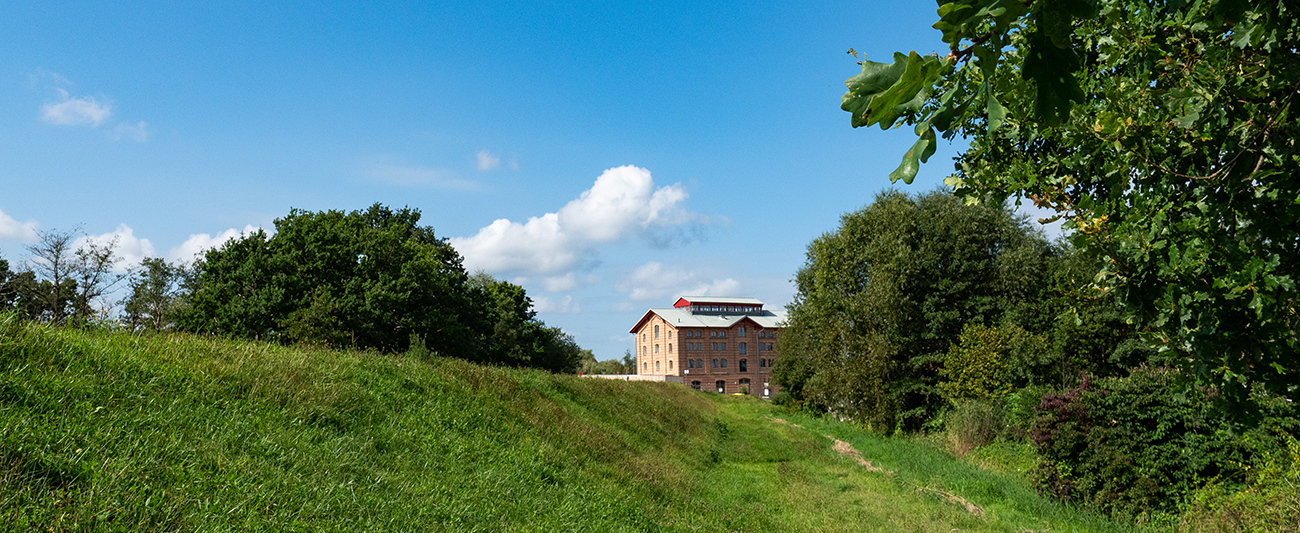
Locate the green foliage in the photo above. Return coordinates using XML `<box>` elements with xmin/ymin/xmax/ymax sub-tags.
<box><xmin>1181</xmin><ymin>432</ymin><xmax>1300</xmax><ymax>532</ymax></box>
<box><xmin>946</xmin><ymin>398</ymin><xmax>1006</xmax><ymax>457</ymax></box>
<box><xmin>773</xmin><ymin>189</ymin><xmax>1054</xmax><ymax>430</ymax></box>
<box><xmin>122</xmin><ymin>257</ymin><xmax>191</xmax><ymax>331</ymax></box>
<box><xmin>177</xmin><ymin>204</ymin><xmax>584</xmax><ymax>372</ymax></box>
<box><xmin>0</xmin><ymin>317</ymin><xmax>1136</xmax><ymax>531</ymax></box>
<box><xmin>847</xmin><ymin>0</ymin><xmax>1300</xmax><ymax>401</ymax></box>
<box><xmin>1030</xmin><ymin>367</ymin><xmax>1296</xmax><ymax>518</ymax></box>
<box><xmin>942</xmin><ymin>323</ymin><xmax>1047</xmax><ymax>401</ymax></box>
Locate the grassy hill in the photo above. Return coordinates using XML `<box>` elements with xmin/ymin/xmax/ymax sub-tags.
<box><xmin>1</xmin><ymin>313</ymin><xmax>1135</xmax><ymax>532</ymax></box>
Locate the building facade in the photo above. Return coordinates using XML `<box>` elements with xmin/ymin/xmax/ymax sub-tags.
<box><xmin>629</xmin><ymin>296</ymin><xmax>785</xmax><ymax>397</ymax></box>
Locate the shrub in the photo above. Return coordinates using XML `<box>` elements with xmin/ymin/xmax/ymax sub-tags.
<box><xmin>1029</xmin><ymin>367</ymin><xmax>1251</xmax><ymax>518</ymax></box>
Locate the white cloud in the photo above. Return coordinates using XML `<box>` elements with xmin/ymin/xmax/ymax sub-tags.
<box><xmin>41</xmin><ymin>89</ymin><xmax>112</xmax><ymax>126</ymax></box>
<box><xmin>0</xmin><ymin>209</ymin><xmax>39</xmax><ymax>243</ymax></box>
<box><xmin>617</xmin><ymin>261</ymin><xmax>740</xmax><ymax>301</ymax></box>
<box><xmin>476</xmin><ymin>150</ymin><xmax>501</xmax><ymax>171</ymax></box>
<box><xmin>75</xmin><ymin>224</ymin><xmax>157</xmax><ymax>272</ymax></box>
<box><xmin>534</xmin><ymin>295</ymin><xmax>580</xmax><ymax>314</ymax></box>
<box><xmin>368</xmin><ymin>163</ymin><xmax>477</xmax><ymax>190</ymax></box>
<box><xmin>450</xmin><ymin>165</ymin><xmax>699</xmax><ymax>275</ymax></box>
<box><xmin>110</xmin><ymin>121</ymin><xmax>149</xmax><ymax>142</ymax></box>
<box><xmin>542</xmin><ymin>273</ymin><xmax>578</xmax><ymax>292</ymax></box>
<box><xmin>167</xmin><ymin>225</ymin><xmax>263</xmax><ymax>264</ymax></box>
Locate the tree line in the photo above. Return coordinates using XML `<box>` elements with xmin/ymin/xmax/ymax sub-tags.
<box><xmin>0</xmin><ymin>204</ymin><xmax>585</xmax><ymax>373</ymax></box>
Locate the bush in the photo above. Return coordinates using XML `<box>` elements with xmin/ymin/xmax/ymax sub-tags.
<box><xmin>1179</xmin><ymin>432</ymin><xmax>1300</xmax><ymax>532</ymax></box>
<box><xmin>1029</xmin><ymin>367</ymin><xmax>1252</xmax><ymax>518</ymax></box>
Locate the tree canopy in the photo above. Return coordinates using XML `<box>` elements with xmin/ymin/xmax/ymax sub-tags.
<box><xmin>842</xmin><ymin>0</ymin><xmax>1298</xmax><ymax>399</ymax></box>
<box><xmin>773</xmin><ymin>190</ymin><xmax>1060</xmax><ymax>430</ymax></box>
<box><xmin>178</xmin><ymin>204</ymin><xmax>584</xmax><ymax>372</ymax></box>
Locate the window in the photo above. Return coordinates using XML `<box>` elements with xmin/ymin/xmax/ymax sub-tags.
<box><xmin>720</xmin><ymin>343</ymin><xmax>726</xmax><ymax>351</ymax></box>
<box><xmin>654</xmin><ymin>344</ymin><xmax>659</xmax><ymax>354</ymax></box>
<box><xmin>654</xmin><ymin>325</ymin><xmax>659</xmax><ymax>339</ymax></box>
<box><xmin>669</xmin><ymin>331</ymin><xmax>673</xmax><ymax>339</ymax></box>
<box><xmin>720</xmin><ymin>331</ymin><xmax>726</xmax><ymax>338</ymax></box>
<box><xmin>739</xmin><ymin>358</ymin><xmax>747</xmax><ymax>371</ymax></box>
<box><xmin>720</xmin><ymin>359</ymin><xmax>728</xmax><ymax>368</ymax></box>
<box><xmin>739</xmin><ymin>378</ymin><xmax>751</xmax><ymax>393</ymax></box>
<box><xmin>668</xmin><ymin>343</ymin><xmax>673</xmax><ymax>353</ymax></box>
<box><xmin>710</xmin><ymin>331</ymin><xmax>716</xmax><ymax>338</ymax></box>
<box><xmin>688</xmin><ymin>359</ymin><xmax>695</xmax><ymax>369</ymax></box>
<box><xmin>758</xmin><ymin>342</ymin><xmax>764</xmax><ymax>351</ymax></box>
<box><xmin>711</xmin><ymin>359</ymin><xmax>718</xmax><ymax>368</ymax></box>
<box><xmin>760</xmin><ymin>358</ymin><xmax>766</xmax><ymax>367</ymax></box>
<box><xmin>642</xmin><ymin>334</ymin><xmax>646</xmax><ymax>342</ymax></box>
<box><xmin>669</xmin><ymin>360</ymin><xmax>673</xmax><ymax>370</ymax></box>
<box><xmin>643</xmin><ymin>362</ymin><xmax>647</xmax><ymax>370</ymax></box>
<box><xmin>691</xmin><ymin>381</ymin><xmax>701</xmax><ymax>390</ymax></box>
<box><xmin>716</xmin><ymin>381</ymin><xmax>726</xmax><ymax>393</ymax></box>
<box><xmin>738</xmin><ymin>342</ymin><xmax>747</xmax><ymax>355</ymax></box>
<box><xmin>738</xmin><ymin>326</ymin><xmax>746</xmax><ymax>337</ymax></box>
<box><xmin>711</xmin><ymin>342</ymin><xmax>717</xmax><ymax>351</ymax></box>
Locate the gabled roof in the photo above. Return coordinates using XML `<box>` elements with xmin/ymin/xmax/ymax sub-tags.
<box><xmin>629</xmin><ymin>307</ymin><xmax>786</xmax><ymax>333</ymax></box>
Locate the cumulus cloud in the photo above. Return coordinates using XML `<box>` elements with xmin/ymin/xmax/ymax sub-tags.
<box><xmin>167</xmin><ymin>225</ymin><xmax>264</xmax><ymax>264</ymax></box>
<box><xmin>450</xmin><ymin>165</ymin><xmax>700</xmax><ymax>275</ymax></box>
<box><xmin>75</xmin><ymin>224</ymin><xmax>157</xmax><ymax>272</ymax></box>
<box><xmin>0</xmin><ymin>209</ymin><xmax>39</xmax><ymax>243</ymax></box>
<box><xmin>368</xmin><ymin>163</ymin><xmax>477</xmax><ymax>190</ymax></box>
<box><xmin>476</xmin><ymin>150</ymin><xmax>501</xmax><ymax>171</ymax></box>
<box><xmin>534</xmin><ymin>295</ymin><xmax>580</xmax><ymax>314</ymax></box>
<box><xmin>42</xmin><ymin>89</ymin><xmax>112</xmax><ymax>126</ymax></box>
<box><xmin>617</xmin><ymin>261</ymin><xmax>740</xmax><ymax>301</ymax></box>
<box><xmin>111</xmin><ymin>121</ymin><xmax>149</xmax><ymax>142</ymax></box>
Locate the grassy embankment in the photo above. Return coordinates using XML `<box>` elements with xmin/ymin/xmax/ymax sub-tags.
<box><xmin>1</xmin><ymin>314</ymin><xmax>1134</xmax><ymax>531</ymax></box>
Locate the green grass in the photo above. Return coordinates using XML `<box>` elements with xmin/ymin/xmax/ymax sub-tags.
<box><xmin>1</xmin><ymin>314</ymin><xmax>1139</xmax><ymax>531</ymax></box>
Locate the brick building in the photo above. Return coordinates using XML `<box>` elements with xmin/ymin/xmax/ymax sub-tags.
<box><xmin>629</xmin><ymin>296</ymin><xmax>785</xmax><ymax>397</ymax></box>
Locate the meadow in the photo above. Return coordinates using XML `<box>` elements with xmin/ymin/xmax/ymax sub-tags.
<box><xmin>1</xmin><ymin>313</ymin><xmax>1134</xmax><ymax>531</ymax></box>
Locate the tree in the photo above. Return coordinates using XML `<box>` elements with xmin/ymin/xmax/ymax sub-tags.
<box><xmin>773</xmin><ymin>189</ymin><xmax>1054</xmax><ymax>430</ymax></box>
<box><xmin>179</xmin><ymin>204</ymin><xmax>482</xmax><ymax>356</ymax></box>
<box><xmin>21</xmin><ymin>228</ymin><xmax>124</xmax><ymax>325</ymax></box>
<box><xmin>841</xmin><ymin>0</ymin><xmax>1299</xmax><ymax>401</ymax></box>
<box><xmin>123</xmin><ymin>258</ymin><xmax>191</xmax><ymax>331</ymax></box>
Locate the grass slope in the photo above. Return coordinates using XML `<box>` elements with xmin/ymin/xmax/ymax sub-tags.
<box><xmin>1</xmin><ymin>315</ymin><xmax>1135</xmax><ymax>531</ymax></box>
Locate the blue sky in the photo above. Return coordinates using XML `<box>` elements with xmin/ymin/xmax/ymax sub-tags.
<box><xmin>0</xmin><ymin>1</ymin><xmax>1010</xmax><ymax>360</ymax></box>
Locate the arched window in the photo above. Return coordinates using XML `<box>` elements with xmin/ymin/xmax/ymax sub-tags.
<box><xmin>654</xmin><ymin>325</ymin><xmax>659</xmax><ymax>339</ymax></box>
<box><xmin>720</xmin><ymin>359</ymin><xmax>728</xmax><ymax>368</ymax></box>
<box><xmin>697</xmin><ymin>359</ymin><xmax>703</xmax><ymax>368</ymax></box>
<box><xmin>739</xmin><ymin>359</ymin><xmax>747</xmax><ymax>372</ymax></box>
<box><xmin>738</xmin><ymin>342</ymin><xmax>747</xmax><ymax>355</ymax></box>
<box><xmin>691</xmin><ymin>381</ymin><xmax>701</xmax><ymax>390</ymax></box>
<box><xmin>711</xmin><ymin>359</ymin><xmax>718</xmax><ymax>368</ymax></box>
<box><xmin>716</xmin><ymin>381</ymin><xmax>726</xmax><ymax>393</ymax></box>
<box><xmin>739</xmin><ymin>378</ymin><xmax>751</xmax><ymax>393</ymax></box>
<box><xmin>669</xmin><ymin>360</ymin><xmax>673</xmax><ymax>370</ymax></box>
<box><xmin>738</xmin><ymin>326</ymin><xmax>746</xmax><ymax>337</ymax></box>
<box><xmin>668</xmin><ymin>343</ymin><xmax>673</xmax><ymax>353</ymax></box>
<box><xmin>688</xmin><ymin>359</ymin><xmax>694</xmax><ymax>369</ymax></box>
<box><xmin>655</xmin><ymin>344</ymin><xmax>659</xmax><ymax>354</ymax></box>
<box><xmin>655</xmin><ymin>361</ymin><xmax>660</xmax><ymax>371</ymax></box>
<box><xmin>643</xmin><ymin>362</ymin><xmax>647</xmax><ymax>370</ymax></box>
<box><xmin>760</xmin><ymin>358</ymin><xmax>766</xmax><ymax>368</ymax></box>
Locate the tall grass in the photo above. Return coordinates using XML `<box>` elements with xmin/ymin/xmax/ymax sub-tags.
<box><xmin>2</xmin><ymin>314</ymin><xmax>1134</xmax><ymax>531</ymax></box>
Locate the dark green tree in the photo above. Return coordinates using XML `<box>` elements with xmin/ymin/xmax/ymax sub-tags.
<box><xmin>840</xmin><ymin>0</ymin><xmax>1299</xmax><ymax>400</ymax></box>
<box><xmin>774</xmin><ymin>189</ymin><xmax>1055</xmax><ymax>430</ymax></box>
<box><xmin>179</xmin><ymin>204</ymin><xmax>481</xmax><ymax>357</ymax></box>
